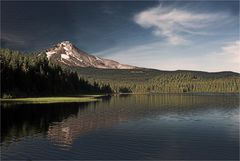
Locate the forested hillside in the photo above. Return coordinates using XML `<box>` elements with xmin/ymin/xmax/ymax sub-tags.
<box><xmin>1</xmin><ymin>48</ymin><xmax>239</xmax><ymax>97</ymax></box>
<box><xmin>0</xmin><ymin>49</ymin><xmax>112</xmax><ymax>98</ymax></box>
<box><xmin>72</xmin><ymin>66</ymin><xmax>240</xmax><ymax>93</ymax></box>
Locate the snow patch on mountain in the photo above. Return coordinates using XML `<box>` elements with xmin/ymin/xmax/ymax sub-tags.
<box><xmin>95</xmin><ymin>56</ymin><xmax>102</xmax><ymax>61</ymax></box>
<box><xmin>75</xmin><ymin>57</ymin><xmax>83</xmax><ymax>62</ymax></box>
<box><xmin>46</xmin><ymin>51</ymin><xmax>56</xmax><ymax>59</ymax></box>
<box><xmin>61</xmin><ymin>54</ymin><xmax>70</xmax><ymax>59</ymax></box>
<box><xmin>44</xmin><ymin>41</ymin><xmax>137</xmax><ymax>69</ymax></box>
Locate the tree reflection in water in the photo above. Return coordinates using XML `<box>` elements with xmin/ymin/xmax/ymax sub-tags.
<box><xmin>2</xmin><ymin>94</ymin><xmax>239</xmax><ymax>149</ymax></box>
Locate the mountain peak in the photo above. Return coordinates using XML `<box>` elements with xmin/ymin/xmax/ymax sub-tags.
<box><xmin>57</xmin><ymin>41</ymin><xmax>73</xmax><ymax>47</ymax></box>
<box><xmin>44</xmin><ymin>42</ymin><xmax>137</xmax><ymax>69</ymax></box>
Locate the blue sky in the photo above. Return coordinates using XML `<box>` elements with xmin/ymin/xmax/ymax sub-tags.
<box><xmin>1</xmin><ymin>1</ymin><xmax>239</xmax><ymax>72</ymax></box>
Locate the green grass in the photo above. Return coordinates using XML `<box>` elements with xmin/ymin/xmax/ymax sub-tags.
<box><xmin>0</xmin><ymin>96</ymin><xmax>99</xmax><ymax>104</ymax></box>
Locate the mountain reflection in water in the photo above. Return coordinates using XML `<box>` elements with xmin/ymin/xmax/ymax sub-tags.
<box><xmin>1</xmin><ymin>94</ymin><xmax>239</xmax><ymax>160</ymax></box>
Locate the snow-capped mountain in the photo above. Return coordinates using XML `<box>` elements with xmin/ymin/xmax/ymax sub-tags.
<box><xmin>44</xmin><ymin>41</ymin><xmax>136</xmax><ymax>69</ymax></box>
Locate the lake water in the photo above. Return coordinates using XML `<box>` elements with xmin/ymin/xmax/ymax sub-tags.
<box><xmin>1</xmin><ymin>94</ymin><xmax>239</xmax><ymax>160</ymax></box>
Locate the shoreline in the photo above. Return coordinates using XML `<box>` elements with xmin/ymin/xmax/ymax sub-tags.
<box><xmin>0</xmin><ymin>96</ymin><xmax>101</xmax><ymax>104</ymax></box>
<box><xmin>1</xmin><ymin>92</ymin><xmax>238</xmax><ymax>104</ymax></box>
<box><xmin>115</xmin><ymin>92</ymin><xmax>240</xmax><ymax>95</ymax></box>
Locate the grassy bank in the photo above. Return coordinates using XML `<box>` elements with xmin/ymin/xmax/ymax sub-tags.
<box><xmin>0</xmin><ymin>96</ymin><xmax>100</xmax><ymax>104</ymax></box>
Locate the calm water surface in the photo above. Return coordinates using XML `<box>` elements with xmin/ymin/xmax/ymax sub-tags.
<box><xmin>1</xmin><ymin>94</ymin><xmax>239</xmax><ymax>160</ymax></box>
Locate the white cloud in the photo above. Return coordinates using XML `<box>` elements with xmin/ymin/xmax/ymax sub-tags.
<box><xmin>220</xmin><ymin>41</ymin><xmax>240</xmax><ymax>63</ymax></box>
<box><xmin>134</xmin><ymin>5</ymin><xmax>229</xmax><ymax>45</ymax></box>
<box><xmin>196</xmin><ymin>41</ymin><xmax>240</xmax><ymax>72</ymax></box>
<box><xmin>93</xmin><ymin>6</ymin><xmax>238</xmax><ymax>72</ymax></box>
<box><xmin>94</xmin><ymin>40</ymin><xmax>240</xmax><ymax>73</ymax></box>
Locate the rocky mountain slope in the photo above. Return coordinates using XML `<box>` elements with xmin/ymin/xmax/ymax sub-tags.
<box><xmin>44</xmin><ymin>41</ymin><xmax>136</xmax><ymax>69</ymax></box>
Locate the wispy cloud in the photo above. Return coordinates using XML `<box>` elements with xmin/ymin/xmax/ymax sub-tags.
<box><xmin>94</xmin><ymin>4</ymin><xmax>238</xmax><ymax>72</ymax></box>
<box><xmin>220</xmin><ymin>41</ymin><xmax>240</xmax><ymax>63</ymax></box>
<box><xmin>1</xmin><ymin>32</ymin><xmax>26</xmax><ymax>49</ymax></box>
<box><xmin>197</xmin><ymin>41</ymin><xmax>240</xmax><ymax>72</ymax></box>
<box><xmin>94</xmin><ymin>40</ymin><xmax>240</xmax><ymax>72</ymax></box>
<box><xmin>1</xmin><ymin>32</ymin><xmax>26</xmax><ymax>46</ymax></box>
<box><xmin>134</xmin><ymin>5</ymin><xmax>230</xmax><ymax>45</ymax></box>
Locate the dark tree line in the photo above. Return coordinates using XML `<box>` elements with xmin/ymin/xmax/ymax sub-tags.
<box><xmin>0</xmin><ymin>49</ymin><xmax>112</xmax><ymax>98</ymax></box>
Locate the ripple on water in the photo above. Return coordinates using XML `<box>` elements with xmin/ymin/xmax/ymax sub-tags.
<box><xmin>1</xmin><ymin>94</ymin><xmax>239</xmax><ymax>160</ymax></box>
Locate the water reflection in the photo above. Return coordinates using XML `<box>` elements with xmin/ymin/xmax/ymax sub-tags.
<box><xmin>1</xmin><ymin>102</ymin><xmax>87</xmax><ymax>143</ymax></box>
<box><xmin>1</xmin><ymin>94</ymin><xmax>239</xmax><ymax>159</ymax></box>
<box><xmin>2</xmin><ymin>95</ymin><xmax>237</xmax><ymax>145</ymax></box>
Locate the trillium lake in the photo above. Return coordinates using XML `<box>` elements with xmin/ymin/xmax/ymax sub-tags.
<box><xmin>1</xmin><ymin>94</ymin><xmax>239</xmax><ymax>160</ymax></box>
